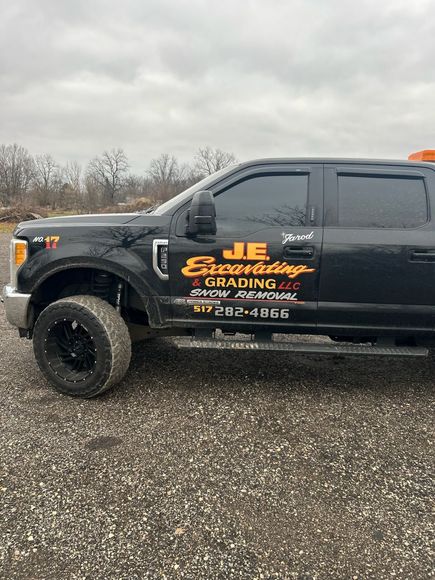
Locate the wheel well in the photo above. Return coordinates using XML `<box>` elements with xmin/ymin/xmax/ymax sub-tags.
<box><xmin>32</xmin><ymin>268</ymin><xmax>149</xmax><ymax>326</ymax></box>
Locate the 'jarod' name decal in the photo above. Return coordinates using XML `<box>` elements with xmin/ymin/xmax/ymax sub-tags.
<box><xmin>282</xmin><ymin>231</ymin><xmax>314</xmax><ymax>244</ymax></box>
<box><xmin>181</xmin><ymin>242</ymin><xmax>315</xmax><ymax>280</ymax></box>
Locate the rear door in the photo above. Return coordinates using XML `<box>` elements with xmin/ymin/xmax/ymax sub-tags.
<box><xmin>318</xmin><ymin>163</ymin><xmax>435</xmax><ymax>333</ymax></box>
<box><xmin>169</xmin><ymin>163</ymin><xmax>323</xmax><ymax>331</ymax></box>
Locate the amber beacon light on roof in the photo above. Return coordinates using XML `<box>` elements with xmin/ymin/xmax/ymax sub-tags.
<box><xmin>408</xmin><ymin>150</ymin><xmax>435</xmax><ymax>162</ymax></box>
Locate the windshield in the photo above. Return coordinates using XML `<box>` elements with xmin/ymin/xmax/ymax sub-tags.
<box><xmin>153</xmin><ymin>164</ymin><xmax>238</xmax><ymax>215</ymax></box>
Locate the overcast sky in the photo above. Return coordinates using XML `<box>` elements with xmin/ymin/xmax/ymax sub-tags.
<box><xmin>0</xmin><ymin>0</ymin><xmax>434</xmax><ymax>173</ymax></box>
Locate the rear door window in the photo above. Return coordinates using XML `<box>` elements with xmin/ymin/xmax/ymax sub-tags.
<box><xmin>337</xmin><ymin>174</ymin><xmax>428</xmax><ymax>228</ymax></box>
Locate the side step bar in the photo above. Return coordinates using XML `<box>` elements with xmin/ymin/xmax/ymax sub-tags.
<box><xmin>175</xmin><ymin>338</ymin><xmax>428</xmax><ymax>357</ymax></box>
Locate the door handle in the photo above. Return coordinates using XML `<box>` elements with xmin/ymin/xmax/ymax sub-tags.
<box><xmin>283</xmin><ymin>245</ymin><xmax>315</xmax><ymax>259</ymax></box>
<box><xmin>409</xmin><ymin>249</ymin><xmax>435</xmax><ymax>262</ymax></box>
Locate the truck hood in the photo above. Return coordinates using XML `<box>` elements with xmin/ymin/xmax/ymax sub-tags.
<box><xmin>16</xmin><ymin>213</ymin><xmax>140</xmax><ymax>229</ymax></box>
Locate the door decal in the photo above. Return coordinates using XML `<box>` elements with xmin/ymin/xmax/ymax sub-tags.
<box><xmin>181</xmin><ymin>241</ymin><xmax>316</xmax><ymax>304</ymax></box>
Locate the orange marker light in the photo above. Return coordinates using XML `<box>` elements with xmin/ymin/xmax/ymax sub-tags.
<box><xmin>14</xmin><ymin>241</ymin><xmax>27</xmax><ymax>266</ymax></box>
<box><xmin>408</xmin><ymin>150</ymin><xmax>435</xmax><ymax>162</ymax></box>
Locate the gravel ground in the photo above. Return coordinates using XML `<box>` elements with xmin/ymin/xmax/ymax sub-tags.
<box><xmin>0</xmin><ymin>232</ymin><xmax>434</xmax><ymax>579</ymax></box>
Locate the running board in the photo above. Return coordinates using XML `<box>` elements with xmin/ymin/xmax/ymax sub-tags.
<box><xmin>175</xmin><ymin>338</ymin><xmax>428</xmax><ymax>357</ymax></box>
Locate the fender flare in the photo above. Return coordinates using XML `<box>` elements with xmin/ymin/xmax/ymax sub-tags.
<box><xmin>29</xmin><ymin>257</ymin><xmax>166</xmax><ymax>327</ymax></box>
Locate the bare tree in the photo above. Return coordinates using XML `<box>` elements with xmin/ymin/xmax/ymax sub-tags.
<box><xmin>181</xmin><ymin>165</ymin><xmax>204</xmax><ymax>189</ymax></box>
<box><xmin>86</xmin><ymin>148</ymin><xmax>129</xmax><ymax>205</ymax></box>
<box><xmin>64</xmin><ymin>161</ymin><xmax>82</xmax><ymax>192</ymax></box>
<box><xmin>194</xmin><ymin>146</ymin><xmax>237</xmax><ymax>177</ymax></box>
<box><xmin>62</xmin><ymin>161</ymin><xmax>84</xmax><ymax>210</ymax></box>
<box><xmin>0</xmin><ymin>143</ymin><xmax>237</xmax><ymax>210</ymax></box>
<box><xmin>147</xmin><ymin>153</ymin><xmax>184</xmax><ymax>202</ymax></box>
<box><xmin>33</xmin><ymin>154</ymin><xmax>62</xmax><ymax>208</ymax></box>
<box><xmin>84</xmin><ymin>174</ymin><xmax>102</xmax><ymax>211</ymax></box>
<box><xmin>0</xmin><ymin>144</ymin><xmax>35</xmax><ymax>206</ymax></box>
<box><xmin>121</xmin><ymin>174</ymin><xmax>147</xmax><ymax>201</ymax></box>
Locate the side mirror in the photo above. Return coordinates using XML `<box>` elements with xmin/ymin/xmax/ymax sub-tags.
<box><xmin>187</xmin><ymin>190</ymin><xmax>217</xmax><ymax>236</ymax></box>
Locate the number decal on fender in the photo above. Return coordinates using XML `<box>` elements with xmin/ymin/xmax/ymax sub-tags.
<box><xmin>32</xmin><ymin>235</ymin><xmax>60</xmax><ymax>249</ymax></box>
<box><xmin>45</xmin><ymin>236</ymin><xmax>60</xmax><ymax>249</ymax></box>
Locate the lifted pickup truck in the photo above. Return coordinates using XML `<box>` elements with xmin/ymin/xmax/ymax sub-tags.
<box><xmin>3</xmin><ymin>150</ymin><xmax>435</xmax><ymax>397</ymax></box>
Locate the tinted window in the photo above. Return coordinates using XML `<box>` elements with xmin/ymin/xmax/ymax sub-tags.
<box><xmin>214</xmin><ymin>174</ymin><xmax>308</xmax><ymax>235</ymax></box>
<box><xmin>338</xmin><ymin>174</ymin><xmax>427</xmax><ymax>228</ymax></box>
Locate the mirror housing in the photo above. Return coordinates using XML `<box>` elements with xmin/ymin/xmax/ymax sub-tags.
<box><xmin>187</xmin><ymin>190</ymin><xmax>217</xmax><ymax>236</ymax></box>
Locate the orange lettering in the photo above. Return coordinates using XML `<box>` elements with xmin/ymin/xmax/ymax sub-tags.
<box><xmin>222</xmin><ymin>242</ymin><xmax>270</xmax><ymax>261</ymax></box>
<box><xmin>223</xmin><ymin>242</ymin><xmax>245</xmax><ymax>260</ymax></box>
<box><xmin>246</xmin><ymin>242</ymin><xmax>270</xmax><ymax>261</ymax></box>
<box><xmin>182</xmin><ymin>256</ymin><xmax>315</xmax><ymax>279</ymax></box>
<box><xmin>181</xmin><ymin>256</ymin><xmax>216</xmax><ymax>277</ymax></box>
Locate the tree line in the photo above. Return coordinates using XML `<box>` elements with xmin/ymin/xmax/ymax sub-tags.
<box><xmin>0</xmin><ymin>144</ymin><xmax>237</xmax><ymax>211</ymax></box>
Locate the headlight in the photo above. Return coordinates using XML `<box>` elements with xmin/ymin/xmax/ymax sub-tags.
<box><xmin>10</xmin><ymin>238</ymin><xmax>28</xmax><ymax>287</ymax></box>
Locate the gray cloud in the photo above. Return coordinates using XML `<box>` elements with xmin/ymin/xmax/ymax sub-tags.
<box><xmin>0</xmin><ymin>0</ymin><xmax>434</xmax><ymax>173</ymax></box>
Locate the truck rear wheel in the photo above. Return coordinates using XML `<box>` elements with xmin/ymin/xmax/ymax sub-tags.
<box><xmin>33</xmin><ymin>295</ymin><xmax>131</xmax><ymax>398</ymax></box>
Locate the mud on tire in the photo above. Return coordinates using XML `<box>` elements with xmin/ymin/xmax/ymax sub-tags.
<box><xmin>33</xmin><ymin>295</ymin><xmax>131</xmax><ymax>398</ymax></box>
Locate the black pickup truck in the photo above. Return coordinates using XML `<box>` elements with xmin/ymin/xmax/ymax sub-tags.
<box><xmin>3</xmin><ymin>152</ymin><xmax>435</xmax><ymax>397</ymax></box>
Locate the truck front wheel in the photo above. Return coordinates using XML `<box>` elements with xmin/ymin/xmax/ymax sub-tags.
<box><xmin>33</xmin><ymin>295</ymin><xmax>131</xmax><ymax>397</ymax></box>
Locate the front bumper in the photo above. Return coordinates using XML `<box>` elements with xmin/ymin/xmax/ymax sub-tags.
<box><xmin>1</xmin><ymin>285</ymin><xmax>32</xmax><ymax>329</ymax></box>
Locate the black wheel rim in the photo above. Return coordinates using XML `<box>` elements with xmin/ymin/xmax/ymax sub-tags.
<box><xmin>45</xmin><ymin>319</ymin><xmax>97</xmax><ymax>383</ymax></box>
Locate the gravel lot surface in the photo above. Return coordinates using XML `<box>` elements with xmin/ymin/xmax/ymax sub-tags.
<box><xmin>0</xmin><ymin>232</ymin><xmax>434</xmax><ymax>579</ymax></box>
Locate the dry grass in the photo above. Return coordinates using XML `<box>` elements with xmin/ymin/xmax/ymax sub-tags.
<box><xmin>46</xmin><ymin>209</ymin><xmax>79</xmax><ymax>217</ymax></box>
<box><xmin>0</xmin><ymin>222</ymin><xmax>15</xmax><ymax>234</ymax></box>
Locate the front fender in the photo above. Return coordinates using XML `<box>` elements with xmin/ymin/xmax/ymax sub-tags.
<box><xmin>16</xmin><ymin>222</ymin><xmax>171</xmax><ymax>327</ymax></box>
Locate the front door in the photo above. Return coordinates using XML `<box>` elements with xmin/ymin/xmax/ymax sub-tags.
<box><xmin>318</xmin><ymin>163</ymin><xmax>435</xmax><ymax>333</ymax></box>
<box><xmin>169</xmin><ymin>164</ymin><xmax>323</xmax><ymax>331</ymax></box>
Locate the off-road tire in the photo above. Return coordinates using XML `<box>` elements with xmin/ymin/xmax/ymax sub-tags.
<box><xmin>33</xmin><ymin>295</ymin><xmax>131</xmax><ymax>398</ymax></box>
